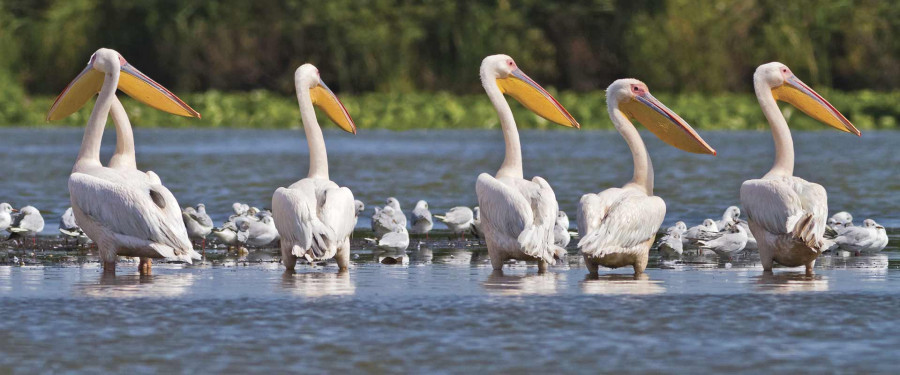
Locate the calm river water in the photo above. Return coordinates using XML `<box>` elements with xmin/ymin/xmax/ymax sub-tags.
<box><xmin>0</xmin><ymin>128</ymin><xmax>898</xmax><ymax>373</ymax></box>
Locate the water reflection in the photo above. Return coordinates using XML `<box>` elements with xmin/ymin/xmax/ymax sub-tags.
<box><xmin>376</xmin><ymin>251</ymin><xmax>410</xmax><ymax>266</ymax></box>
<box><xmin>754</xmin><ymin>272</ymin><xmax>829</xmax><ymax>293</ymax></box>
<box><xmin>432</xmin><ymin>248</ymin><xmax>479</xmax><ymax>265</ymax></box>
<box><xmin>581</xmin><ymin>273</ymin><xmax>666</xmax><ymax>295</ymax></box>
<box><xmin>280</xmin><ymin>271</ymin><xmax>355</xmax><ymax>297</ymax></box>
<box><xmin>817</xmin><ymin>253</ymin><xmax>889</xmax><ymax>270</ymax></box>
<box><xmin>483</xmin><ymin>270</ymin><xmax>564</xmax><ymax>296</ymax></box>
<box><xmin>77</xmin><ymin>271</ymin><xmax>197</xmax><ymax>298</ymax></box>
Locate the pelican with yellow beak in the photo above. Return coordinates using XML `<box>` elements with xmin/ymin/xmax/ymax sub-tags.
<box><xmin>577</xmin><ymin>79</ymin><xmax>716</xmax><ymax>275</ymax></box>
<box><xmin>272</xmin><ymin>64</ymin><xmax>357</xmax><ymax>272</ymax></box>
<box><xmin>740</xmin><ymin>62</ymin><xmax>860</xmax><ymax>275</ymax></box>
<box><xmin>46</xmin><ymin>48</ymin><xmax>201</xmax><ymax>274</ymax></box>
<box><xmin>475</xmin><ymin>55</ymin><xmax>579</xmax><ymax>272</ymax></box>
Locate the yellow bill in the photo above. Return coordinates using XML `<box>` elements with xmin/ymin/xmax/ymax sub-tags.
<box><xmin>46</xmin><ymin>65</ymin><xmax>104</xmax><ymax>121</ymax></box>
<box><xmin>619</xmin><ymin>93</ymin><xmax>716</xmax><ymax>155</ymax></box>
<box><xmin>310</xmin><ymin>82</ymin><xmax>356</xmax><ymax>134</ymax></box>
<box><xmin>772</xmin><ymin>76</ymin><xmax>859</xmax><ymax>136</ymax></box>
<box><xmin>47</xmin><ymin>54</ymin><xmax>200</xmax><ymax>121</ymax></box>
<box><xmin>497</xmin><ymin>69</ymin><xmax>579</xmax><ymax>128</ymax></box>
<box><xmin>118</xmin><ymin>63</ymin><xmax>200</xmax><ymax>118</ymax></box>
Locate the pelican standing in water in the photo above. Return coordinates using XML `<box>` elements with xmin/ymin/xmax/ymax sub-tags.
<box><xmin>46</xmin><ymin>48</ymin><xmax>201</xmax><ymax>273</ymax></box>
<box><xmin>272</xmin><ymin>64</ymin><xmax>357</xmax><ymax>272</ymax></box>
<box><xmin>740</xmin><ymin>63</ymin><xmax>860</xmax><ymax>274</ymax></box>
<box><xmin>578</xmin><ymin>79</ymin><xmax>716</xmax><ymax>275</ymax></box>
<box><xmin>475</xmin><ymin>55</ymin><xmax>580</xmax><ymax>272</ymax></box>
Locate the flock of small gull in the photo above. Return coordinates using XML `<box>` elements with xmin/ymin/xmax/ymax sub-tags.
<box><xmin>0</xmin><ymin>200</ymin><xmax>887</xmax><ymax>258</ymax></box>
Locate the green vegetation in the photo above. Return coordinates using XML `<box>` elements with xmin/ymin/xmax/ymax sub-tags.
<box><xmin>7</xmin><ymin>89</ymin><xmax>898</xmax><ymax>130</ymax></box>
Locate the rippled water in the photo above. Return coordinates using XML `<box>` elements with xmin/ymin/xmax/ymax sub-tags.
<box><xmin>0</xmin><ymin>128</ymin><xmax>898</xmax><ymax>373</ymax></box>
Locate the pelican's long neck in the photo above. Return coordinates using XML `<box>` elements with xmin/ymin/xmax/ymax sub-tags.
<box><xmin>74</xmin><ymin>69</ymin><xmax>119</xmax><ymax>172</ymax></box>
<box><xmin>609</xmin><ymin>102</ymin><xmax>653</xmax><ymax>195</ymax></box>
<box><xmin>481</xmin><ymin>70</ymin><xmax>523</xmax><ymax>179</ymax></box>
<box><xmin>297</xmin><ymin>84</ymin><xmax>329</xmax><ymax>180</ymax></box>
<box><xmin>755</xmin><ymin>79</ymin><xmax>794</xmax><ymax>177</ymax></box>
<box><xmin>108</xmin><ymin>96</ymin><xmax>136</xmax><ymax>169</ymax></box>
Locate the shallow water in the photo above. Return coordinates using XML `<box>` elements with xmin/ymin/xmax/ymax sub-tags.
<box><xmin>0</xmin><ymin>128</ymin><xmax>898</xmax><ymax>373</ymax></box>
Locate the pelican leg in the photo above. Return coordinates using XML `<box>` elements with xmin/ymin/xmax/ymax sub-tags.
<box><xmin>336</xmin><ymin>240</ymin><xmax>351</xmax><ymax>272</ymax></box>
<box><xmin>583</xmin><ymin>254</ymin><xmax>599</xmax><ymax>275</ymax></box>
<box><xmin>634</xmin><ymin>251</ymin><xmax>648</xmax><ymax>275</ymax></box>
<box><xmin>537</xmin><ymin>260</ymin><xmax>548</xmax><ymax>273</ymax></box>
<box><xmin>805</xmin><ymin>259</ymin><xmax>815</xmax><ymax>276</ymax></box>
<box><xmin>281</xmin><ymin>246</ymin><xmax>298</xmax><ymax>271</ymax></box>
<box><xmin>759</xmin><ymin>246</ymin><xmax>774</xmax><ymax>272</ymax></box>
<box><xmin>139</xmin><ymin>257</ymin><xmax>152</xmax><ymax>275</ymax></box>
<box><xmin>489</xmin><ymin>250</ymin><xmax>504</xmax><ymax>271</ymax></box>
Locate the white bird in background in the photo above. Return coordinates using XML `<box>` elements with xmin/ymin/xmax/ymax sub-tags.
<box><xmin>7</xmin><ymin>206</ymin><xmax>45</xmax><ymax>245</ymax></box>
<box><xmin>238</xmin><ymin>212</ymin><xmax>280</xmax><ymax>248</ymax></box>
<box><xmin>45</xmin><ymin>48</ymin><xmax>200</xmax><ymax>274</ymax></box>
<box><xmin>715</xmin><ymin>206</ymin><xmax>741</xmax><ymax>230</ymax></box>
<box><xmin>0</xmin><ymin>203</ymin><xmax>16</xmax><ymax>232</ymax></box>
<box><xmin>409</xmin><ymin>200</ymin><xmax>433</xmax><ymax>237</ymax></box>
<box><xmin>385</xmin><ymin>197</ymin><xmax>407</xmax><ymax>227</ymax></box>
<box><xmin>683</xmin><ymin>219</ymin><xmax>719</xmax><ymax>245</ymax></box>
<box><xmin>272</xmin><ymin>64</ymin><xmax>357</xmax><ymax>271</ymax></box>
<box><xmin>692</xmin><ymin>223</ymin><xmax>749</xmax><ymax>258</ymax></box>
<box><xmin>371</xmin><ymin>205</ymin><xmax>404</xmax><ymax>236</ymax></box>
<box><xmin>657</xmin><ymin>221</ymin><xmax>686</xmax><ymax>257</ymax></box>
<box><xmin>58</xmin><ymin>207</ymin><xmax>85</xmax><ymax>238</ymax></box>
<box><xmin>578</xmin><ymin>79</ymin><xmax>716</xmax><ymax>275</ymax></box>
<box><xmin>740</xmin><ymin>62</ymin><xmax>860</xmax><ymax>274</ymax></box>
<box><xmin>211</xmin><ymin>220</ymin><xmax>240</xmax><ymax>247</ymax></box>
<box><xmin>182</xmin><ymin>203</ymin><xmax>213</xmax><ymax>248</ymax></box>
<box><xmin>471</xmin><ymin>206</ymin><xmax>483</xmax><ymax>240</ymax></box>
<box><xmin>366</xmin><ymin>226</ymin><xmax>410</xmax><ymax>252</ymax></box>
<box><xmin>826</xmin><ymin>211</ymin><xmax>854</xmax><ymax>236</ymax></box>
<box><xmin>435</xmin><ymin>206</ymin><xmax>474</xmax><ymax>240</ymax></box>
<box><xmin>475</xmin><ymin>55</ymin><xmax>579</xmax><ymax>272</ymax></box>
<box><xmin>553</xmin><ymin>211</ymin><xmax>571</xmax><ymax>248</ymax></box>
<box><xmin>830</xmin><ymin>219</ymin><xmax>888</xmax><ymax>253</ymax></box>
<box><xmin>232</xmin><ymin>202</ymin><xmax>250</xmax><ymax>217</ymax></box>
<box><xmin>353</xmin><ymin>200</ymin><xmax>365</xmax><ymax>228</ymax></box>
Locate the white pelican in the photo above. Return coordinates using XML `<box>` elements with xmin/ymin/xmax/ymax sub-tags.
<box><xmin>0</xmin><ymin>203</ymin><xmax>15</xmax><ymax>232</ymax></box>
<box><xmin>46</xmin><ymin>48</ymin><xmax>200</xmax><ymax>273</ymax></box>
<box><xmin>272</xmin><ymin>64</ymin><xmax>357</xmax><ymax>271</ymax></box>
<box><xmin>475</xmin><ymin>54</ymin><xmax>579</xmax><ymax>272</ymax></box>
<box><xmin>435</xmin><ymin>206</ymin><xmax>474</xmax><ymax>239</ymax></box>
<box><xmin>693</xmin><ymin>223</ymin><xmax>749</xmax><ymax>258</ymax></box>
<box><xmin>578</xmin><ymin>79</ymin><xmax>716</xmax><ymax>275</ymax></box>
<box><xmin>830</xmin><ymin>219</ymin><xmax>888</xmax><ymax>253</ymax></box>
<box><xmin>740</xmin><ymin>62</ymin><xmax>860</xmax><ymax>274</ymax></box>
<box><xmin>553</xmin><ymin>211</ymin><xmax>571</xmax><ymax>248</ymax></box>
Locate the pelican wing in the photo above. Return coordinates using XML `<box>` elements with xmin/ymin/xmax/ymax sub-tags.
<box><xmin>273</xmin><ymin>187</ymin><xmax>318</xmax><ymax>255</ymax></box>
<box><xmin>69</xmin><ymin>172</ymin><xmax>194</xmax><ymax>261</ymax></box>
<box><xmin>273</xmin><ymin>181</ymin><xmax>354</xmax><ymax>261</ymax></box>
<box><xmin>476</xmin><ymin>173</ymin><xmax>562</xmax><ymax>263</ymax></box>
<box><xmin>318</xmin><ymin>186</ymin><xmax>356</xmax><ymax>247</ymax></box>
<box><xmin>740</xmin><ymin>177</ymin><xmax>827</xmax><ymax>248</ymax></box>
<box><xmin>578</xmin><ymin>189</ymin><xmax>665</xmax><ymax>258</ymax></box>
<box><xmin>576</xmin><ymin>188</ymin><xmax>626</xmax><ymax>238</ymax></box>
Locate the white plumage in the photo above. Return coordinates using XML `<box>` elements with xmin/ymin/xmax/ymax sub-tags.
<box><xmin>830</xmin><ymin>219</ymin><xmax>888</xmax><ymax>253</ymax></box>
<box><xmin>365</xmin><ymin>226</ymin><xmax>410</xmax><ymax>252</ymax></box>
<box><xmin>409</xmin><ymin>200</ymin><xmax>433</xmax><ymax>235</ymax></box>
<box><xmin>553</xmin><ymin>210</ymin><xmax>571</xmax><ymax>248</ymax></box>
<box><xmin>693</xmin><ymin>223</ymin><xmax>749</xmax><ymax>257</ymax></box>
<box><xmin>0</xmin><ymin>203</ymin><xmax>15</xmax><ymax>232</ymax></box>
<box><xmin>434</xmin><ymin>206</ymin><xmax>474</xmax><ymax>236</ymax></box>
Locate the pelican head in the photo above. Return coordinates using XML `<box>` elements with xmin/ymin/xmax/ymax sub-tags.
<box><xmin>480</xmin><ymin>54</ymin><xmax>579</xmax><ymax>128</ymax></box>
<box><xmin>294</xmin><ymin>63</ymin><xmax>356</xmax><ymax>134</ymax></box>
<box><xmin>607</xmin><ymin>79</ymin><xmax>716</xmax><ymax>155</ymax></box>
<box><xmin>754</xmin><ymin>62</ymin><xmax>859</xmax><ymax>136</ymax></box>
<box><xmin>47</xmin><ymin>48</ymin><xmax>200</xmax><ymax>121</ymax></box>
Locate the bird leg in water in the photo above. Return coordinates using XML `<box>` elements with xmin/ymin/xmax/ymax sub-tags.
<box><xmin>139</xmin><ymin>257</ymin><xmax>152</xmax><ymax>275</ymax></box>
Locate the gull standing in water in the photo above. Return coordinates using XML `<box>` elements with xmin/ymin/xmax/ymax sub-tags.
<box><xmin>7</xmin><ymin>206</ymin><xmax>44</xmax><ymax>245</ymax></box>
<box><xmin>46</xmin><ymin>48</ymin><xmax>200</xmax><ymax>274</ymax></box>
<box><xmin>475</xmin><ymin>55</ymin><xmax>580</xmax><ymax>272</ymax></box>
<box><xmin>435</xmin><ymin>206</ymin><xmax>474</xmax><ymax>240</ymax></box>
<box><xmin>0</xmin><ymin>203</ymin><xmax>16</xmax><ymax>232</ymax></box>
<box><xmin>578</xmin><ymin>79</ymin><xmax>716</xmax><ymax>276</ymax></box>
<box><xmin>683</xmin><ymin>219</ymin><xmax>719</xmax><ymax>245</ymax></box>
<box><xmin>692</xmin><ymin>223</ymin><xmax>749</xmax><ymax>258</ymax></box>
<box><xmin>471</xmin><ymin>206</ymin><xmax>483</xmax><ymax>240</ymax></box>
<box><xmin>409</xmin><ymin>200</ymin><xmax>433</xmax><ymax>238</ymax></box>
<box><xmin>365</xmin><ymin>226</ymin><xmax>410</xmax><ymax>252</ymax></box>
<box><xmin>830</xmin><ymin>219</ymin><xmax>888</xmax><ymax>253</ymax></box>
<box><xmin>740</xmin><ymin>63</ymin><xmax>860</xmax><ymax>274</ymax></box>
<box><xmin>352</xmin><ymin>200</ymin><xmax>365</xmax><ymax>229</ymax></box>
<box><xmin>182</xmin><ymin>203</ymin><xmax>214</xmax><ymax>248</ymax></box>
<box><xmin>658</xmin><ymin>221</ymin><xmax>686</xmax><ymax>257</ymax></box>
<box><xmin>716</xmin><ymin>206</ymin><xmax>757</xmax><ymax>250</ymax></box>
<box><xmin>272</xmin><ymin>64</ymin><xmax>357</xmax><ymax>271</ymax></box>
<box><xmin>371</xmin><ymin>203</ymin><xmax>404</xmax><ymax>236</ymax></box>
<box><xmin>826</xmin><ymin>211</ymin><xmax>854</xmax><ymax>236</ymax></box>
<box><xmin>58</xmin><ymin>207</ymin><xmax>87</xmax><ymax>243</ymax></box>
<box><xmin>554</xmin><ymin>211</ymin><xmax>571</xmax><ymax>248</ymax></box>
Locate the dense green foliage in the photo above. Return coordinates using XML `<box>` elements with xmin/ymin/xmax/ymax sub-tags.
<box><xmin>6</xmin><ymin>90</ymin><xmax>898</xmax><ymax>130</ymax></box>
<box><xmin>2</xmin><ymin>0</ymin><xmax>900</xmax><ymax>95</ymax></box>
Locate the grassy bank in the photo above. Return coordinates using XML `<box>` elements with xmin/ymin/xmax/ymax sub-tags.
<box><xmin>3</xmin><ymin>90</ymin><xmax>899</xmax><ymax>130</ymax></box>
